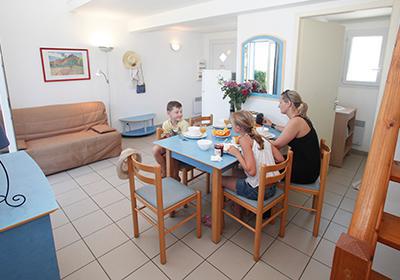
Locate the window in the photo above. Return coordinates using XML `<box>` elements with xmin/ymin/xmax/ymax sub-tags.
<box><xmin>343</xmin><ymin>29</ymin><xmax>386</xmax><ymax>86</ymax></box>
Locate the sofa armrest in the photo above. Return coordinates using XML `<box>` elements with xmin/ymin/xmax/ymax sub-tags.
<box><xmin>91</xmin><ymin>124</ymin><xmax>117</xmax><ymax>134</ymax></box>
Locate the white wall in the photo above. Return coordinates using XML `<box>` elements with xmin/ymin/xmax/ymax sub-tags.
<box><xmin>0</xmin><ymin>0</ymin><xmax>203</xmax><ymax>129</ymax></box>
<box><xmin>337</xmin><ymin>18</ymin><xmax>390</xmax><ymax>152</ymax></box>
<box><xmin>237</xmin><ymin>0</ymin><xmax>393</xmax><ymax>127</ymax></box>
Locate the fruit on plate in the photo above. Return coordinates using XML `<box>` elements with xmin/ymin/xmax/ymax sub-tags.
<box><xmin>212</xmin><ymin>128</ymin><xmax>230</xmax><ymax>137</ymax></box>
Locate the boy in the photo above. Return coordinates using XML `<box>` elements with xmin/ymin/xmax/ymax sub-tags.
<box><xmin>152</xmin><ymin>101</ymin><xmax>189</xmax><ymax>178</ymax></box>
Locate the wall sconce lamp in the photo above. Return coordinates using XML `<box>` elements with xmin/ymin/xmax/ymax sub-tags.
<box><xmin>96</xmin><ymin>69</ymin><xmax>109</xmax><ymax>84</ymax></box>
<box><xmin>99</xmin><ymin>46</ymin><xmax>114</xmax><ymax>53</ymax></box>
<box><xmin>170</xmin><ymin>41</ymin><xmax>181</xmax><ymax>52</ymax></box>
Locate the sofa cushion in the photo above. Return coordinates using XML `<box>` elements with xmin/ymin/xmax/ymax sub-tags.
<box><xmin>26</xmin><ymin>130</ymin><xmax>121</xmax><ymax>175</ymax></box>
<box><xmin>91</xmin><ymin>124</ymin><xmax>116</xmax><ymax>134</ymax></box>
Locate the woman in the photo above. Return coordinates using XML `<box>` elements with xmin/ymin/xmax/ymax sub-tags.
<box><xmin>264</xmin><ymin>90</ymin><xmax>320</xmax><ymax>184</ymax></box>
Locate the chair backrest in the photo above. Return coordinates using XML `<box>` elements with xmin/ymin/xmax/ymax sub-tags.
<box><xmin>189</xmin><ymin>114</ymin><xmax>213</xmax><ymax>126</ymax></box>
<box><xmin>156</xmin><ymin>127</ymin><xmax>164</xmax><ymax>140</ymax></box>
<box><xmin>257</xmin><ymin>150</ymin><xmax>293</xmax><ymax>209</ymax></box>
<box><xmin>319</xmin><ymin>139</ymin><xmax>331</xmax><ymax>191</ymax></box>
<box><xmin>127</xmin><ymin>154</ymin><xmax>164</xmax><ymax>210</ymax></box>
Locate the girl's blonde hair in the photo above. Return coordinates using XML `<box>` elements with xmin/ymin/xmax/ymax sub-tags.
<box><xmin>281</xmin><ymin>90</ymin><xmax>308</xmax><ymax>118</ymax></box>
<box><xmin>230</xmin><ymin>111</ymin><xmax>264</xmax><ymax>150</ymax></box>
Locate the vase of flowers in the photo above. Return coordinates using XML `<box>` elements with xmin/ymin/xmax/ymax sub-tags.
<box><xmin>220</xmin><ymin>79</ymin><xmax>262</xmax><ymax>112</ymax></box>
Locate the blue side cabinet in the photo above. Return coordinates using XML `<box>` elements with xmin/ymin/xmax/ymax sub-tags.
<box><xmin>0</xmin><ymin>151</ymin><xmax>60</xmax><ymax>280</ymax></box>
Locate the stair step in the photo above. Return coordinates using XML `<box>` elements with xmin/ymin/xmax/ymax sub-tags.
<box><xmin>391</xmin><ymin>161</ymin><xmax>400</xmax><ymax>183</ymax></box>
<box><xmin>370</xmin><ymin>270</ymin><xmax>391</xmax><ymax>280</ymax></box>
<box><xmin>378</xmin><ymin>212</ymin><xmax>400</xmax><ymax>250</ymax></box>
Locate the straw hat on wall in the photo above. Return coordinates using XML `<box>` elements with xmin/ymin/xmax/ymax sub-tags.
<box><xmin>122</xmin><ymin>51</ymin><xmax>141</xmax><ymax>69</ymax></box>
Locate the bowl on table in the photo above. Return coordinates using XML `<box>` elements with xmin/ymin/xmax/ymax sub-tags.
<box><xmin>197</xmin><ymin>139</ymin><xmax>213</xmax><ymax>151</ymax></box>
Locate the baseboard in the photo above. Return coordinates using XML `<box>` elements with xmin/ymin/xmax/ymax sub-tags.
<box><xmin>350</xmin><ymin>148</ymin><xmax>368</xmax><ymax>157</ymax></box>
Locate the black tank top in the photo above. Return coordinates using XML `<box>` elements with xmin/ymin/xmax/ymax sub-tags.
<box><xmin>288</xmin><ymin>116</ymin><xmax>320</xmax><ymax>184</ymax></box>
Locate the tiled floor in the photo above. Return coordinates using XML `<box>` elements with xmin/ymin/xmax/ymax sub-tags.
<box><xmin>47</xmin><ymin>134</ymin><xmax>400</xmax><ymax>280</ymax></box>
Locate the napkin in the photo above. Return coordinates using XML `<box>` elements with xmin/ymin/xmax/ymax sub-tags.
<box><xmin>211</xmin><ymin>155</ymin><xmax>222</xmax><ymax>162</ymax></box>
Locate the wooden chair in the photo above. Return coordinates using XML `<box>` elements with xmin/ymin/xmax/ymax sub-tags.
<box><xmin>189</xmin><ymin>114</ymin><xmax>213</xmax><ymax>126</ymax></box>
<box><xmin>288</xmin><ymin>139</ymin><xmax>331</xmax><ymax>237</ymax></box>
<box><xmin>127</xmin><ymin>155</ymin><xmax>202</xmax><ymax>264</ymax></box>
<box><xmin>156</xmin><ymin>127</ymin><xmax>210</xmax><ymax>193</ymax></box>
<box><xmin>222</xmin><ymin>150</ymin><xmax>293</xmax><ymax>261</ymax></box>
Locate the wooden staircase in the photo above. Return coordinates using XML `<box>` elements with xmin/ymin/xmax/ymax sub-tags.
<box><xmin>330</xmin><ymin>29</ymin><xmax>400</xmax><ymax>280</ymax></box>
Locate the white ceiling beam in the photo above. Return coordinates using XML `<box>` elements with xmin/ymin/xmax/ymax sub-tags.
<box><xmin>127</xmin><ymin>0</ymin><xmax>333</xmax><ymax>32</ymax></box>
<box><xmin>67</xmin><ymin>0</ymin><xmax>93</xmax><ymax>12</ymax></box>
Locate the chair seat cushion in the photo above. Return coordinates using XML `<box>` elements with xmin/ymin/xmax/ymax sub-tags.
<box><xmin>291</xmin><ymin>178</ymin><xmax>320</xmax><ymax>191</ymax></box>
<box><xmin>136</xmin><ymin>177</ymin><xmax>196</xmax><ymax>209</ymax></box>
<box><xmin>224</xmin><ymin>188</ymin><xmax>284</xmax><ymax>208</ymax></box>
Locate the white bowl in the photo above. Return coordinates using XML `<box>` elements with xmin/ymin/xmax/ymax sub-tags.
<box><xmin>197</xmin><ymin>139</ymin><xmax>212</xmax><ymax>151</ymax></box>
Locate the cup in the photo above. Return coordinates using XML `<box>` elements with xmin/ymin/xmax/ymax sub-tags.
<box><xmin>233</xmin><ymin>136</ymin><xmax>239</xmax><ymax>144</ymax></box>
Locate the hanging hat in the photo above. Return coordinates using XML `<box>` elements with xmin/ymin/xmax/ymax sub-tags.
<box><xmin>122</xmin><ymin>51</ymin><xmax>141</xmax><ymax>69</ymax></box>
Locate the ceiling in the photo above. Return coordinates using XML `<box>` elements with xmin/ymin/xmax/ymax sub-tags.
<box><xmin>311</xmin><ymin>7</ymin><xmax>392</xmax><ymax>22</ymax></box>
<box><xmin>164</xmin><ymin>16</ymin><xmax>237</xmax><ymax>33</ymax></box>
<box><xmin>74</xmin><ymin>0</ymin><xmax>215</xmax><ymax>20</ymax></box>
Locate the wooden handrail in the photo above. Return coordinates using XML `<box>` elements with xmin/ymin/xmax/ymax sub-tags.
<box><xmin>348</xmin><ymin>30</ymin><xmax>400</xmax><ymax>247</ymax></box>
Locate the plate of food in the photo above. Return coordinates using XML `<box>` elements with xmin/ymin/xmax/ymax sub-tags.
<box><xmin>212</xmin><ymin>128</ymin><xmax>231</xmax><ymax>138</ymax></box>
<box><xmin>182</xmin><ymin>131</ymin><xmax>207</xmax><ymax>139</ymax></box>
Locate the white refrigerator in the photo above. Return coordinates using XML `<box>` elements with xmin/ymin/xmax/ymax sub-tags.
<box><xmin>201</xmin><ymin>69</ymin><xmax>232</xmax><ymax>123</ymax></box>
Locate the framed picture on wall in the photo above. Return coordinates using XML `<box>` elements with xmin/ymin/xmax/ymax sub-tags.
<box><xmin>40</xmin><ymin>48</ymin><xmax>91</xmax><ymax>82</ymax></box>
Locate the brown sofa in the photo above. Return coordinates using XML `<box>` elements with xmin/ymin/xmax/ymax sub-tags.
<box><xmin>11</xmin><ymin>101</ymin><xmax>122</xmax><ymax>175</ymax></box>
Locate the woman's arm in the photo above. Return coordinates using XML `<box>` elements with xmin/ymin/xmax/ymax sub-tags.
<box><xmin>263</xmin><ymin>117</ymin><xmax>285</xmax><ymax>132</ymax></box>
<box><xmin>271</xmin><ymin>144</ymin><xmax>284</xmax><ymax>162</ymax></box>
<box><xmin>227</xmin><ymin>136</ymin><xmax>256</xmax><ymax>176</ymax></box>
<box><xmin>271</xmin><ymin>119</ymin><xmax>299</xmax><ymax>149</ymax></box>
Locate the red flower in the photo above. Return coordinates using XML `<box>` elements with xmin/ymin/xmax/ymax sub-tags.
<box><xmin>241</xmin><ymin>89</ymin><xmax>249</xmax><ymax>96</ymax></box>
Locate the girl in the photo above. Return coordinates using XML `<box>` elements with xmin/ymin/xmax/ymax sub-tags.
<box><xmin>222</xmin><ymin>111</ymin><xmax>284</xmax><ymax>209</ymax></box>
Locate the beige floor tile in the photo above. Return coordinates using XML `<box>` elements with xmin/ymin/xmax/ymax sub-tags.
<box><xmin>64</xmin><ymin>261</ymin><xmax>109</xmax><ymax>280</ymax></box>
<box><xmin>89</xmin><ymin>159</ymin><xmax>114</xmax><ymax>171</ymax></box>
<box><xmin>92</xmin><ymin>188</ymin><xmax>125</xmax><ymax>208</ymax></box>
<box><xmin>182</xmin><ymin>227</ymin><xmax>227</xmax><ymax>258</ymax></box>
<box><xmin>153</xmin><ymin>241</ymin><xmax>203</xmax><ymax>279</ymax></box>
<box><xmin>73</xmin><ymin>210</ymin><xmax>113</xmax><ymax>237</ymax></box>
<box><xmin>52</xmin><ymin>179</ymin><xmax>80</xmax><ymax>196</ymax></box>
<box><xmin>262</xmin><ymin>240</ymin><xmax>309</xmax><ymax>280</ymax></box>
<box><xmin>116</xmin><ymin>214</ymin><xmax>152</xmax><ymax>238</ymax></box>
<box><xmin>244</xmin><ymin>261</ymin><xmax>290</xmax><ymax>280</ymax></box>
<box><xmin>99</xmin><ymin>241</ymin><xmax>148</xmax><ymax>280</ymax></box>
<box><xmin>301</xmin><ymin>259</ymin><xmax>331</xmax><ymax>280</ymax></box>
<box><xmin>373</xmin><ymin>243</ymin><xmax>400</xmax><ymax>279</ymax></box>
<box><xmin>47</xmin><ymin>172</ymin><xmax>71</xmax><ymax>185</ymax></box>
<box><xmin>50</xmin><ymin>209</ymin><xmax>69</xmax><ymax>229</ymax></box>
<box><xmin>323</xmin><ymin>191</ymin><xmax>343</xmax><ymax>207</ymax></box>
<box><xmin>332</xmin><ymin>209</ymin><xmax>352</xmax><ymax>227</ymax></box>
<box><xmin>321</xmin><ymin>203</ymin><xmax>337</xmax><ymax>220</ymax></box>
<box><xmin>328</xmin><ymin>166</ymin><xmax>356</xmax><ymax>179</ymax></box>
<box><xmin>74</xmin><ymin>172</ymin><xmax>103</xmax><ymax>186</ymax></box>
<box><xmin>339</xmin><ymin>197</ymin><xmax>355</xmax><ymax>213</ymax></box>
<box><xmin>221</xmin><ymin>215</ymin><xmax>242</xmax><ymax>239</ymax></box>
<box><xmin>313</xmin><ymin>239</ymin><xmax>336</xmax><ymax>267</ymax></box>
<box><xmin>80</xmin><ymin>179</ymin><xmax>114</xmax><ymax>196</ymax></box>
<box><xmin>53</xmin><ymin>223</ymin><xmax>81</xmax><ymax>250</ymax></box>
<box><xmin>63</xmin><ymin>198</ymin><xmax>99</xmax><ymax>221</ymax></box>
<box><xmin>103</xmin><ymin>198</ymin><xmax>132</xmax><ymax>222</ymax></box>
<box><xmin>208</xmin><ymin>240</ymin><xmax>255</xmax><ymax>280</ymax></box>
<box><xmin>279</xmin><ymin>223</ymin><xmax>321</xmax><ymax>256</ymax></box>
<box><xmin>186</xmin><ymin>261</ymin><xmax>229</xmax><ymax>280</ymax></box>
<box><xmin>327</xmin><ymin>173</ymin><xmax>352</xmax><ymax>186</ymax></box>
<box><xmin>326</xmin><ymin>181</ymin><xmax>348</xmax><ymax>196</ymax></box>
<box><xmin>67</xmin><ymin>166</ymin><xmax>93</xmax><ymax>178</ymax></box>
<box><xmin>108</xmin><ymin>156</ymin><xmax>119</xmax><ymax>165</ymax></box>
<box><xmin>164</xmin><ymin>214</ymin><xmax>197</xmax><ymax>239</ymax></box>
<box><xmin>291</xmin><ymin>210</ymin><xmax>329</xmax><ymax>236</ymax></box>
<box><xmin>288</xmin><ymin>190</ymin><xmax>310</xmax><ymax>206</ymax></box>
<box><xmin>133</xmin><ymin>227</ymin><xmax>178</xmax><ymax>258</ymax></box>
<box><xmin>103</xmin><ymin>173</ymin><xmax>127</xmax><ymax>187</ymax></box>
<box><xmin>230</xmin><ymin>227</ymin><xmax>274</xmax><ymax>256</ymax></box>
<box><xmin>56</xmin><ymin>240</ymin><xmax>95</xmax><ymax>278</ymax></box>
<box><xmin>57</xmin><ymin>188</ymin><xmax>89</xmax><ymax>208</ymax></box>
<box><xmin>124</xmin><ymin>261</ymin><xmax>168</xmax><ymax>280</ymax></box>
<box><xmin>84</xmin><ymin>224</ymin><xmax>129</xmax><ymax>258</ymax></box>
<box><xmin>262</xmin><ymin>220</ymin><xmax>281</xmax><ymax>238</ymax></box>
<box><xmin>345</xmin><ymin>187</ymin><xmax>359</xmax><ymax>200</ymax></box>
<box><xmin>115</xmin><ymin>182</ymin><xmax>132</xmax><ymax>198</ymax></box>
<box><xmin>323</xmin><ymin>222</ymin><xmax>348</xmax><ymax>243</ymax></box>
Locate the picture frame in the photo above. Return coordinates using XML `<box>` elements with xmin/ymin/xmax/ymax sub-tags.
<box><xmin>40</xmin><ymin>48</ymin><xmax>91</xmax><ymax>82</ymax></box>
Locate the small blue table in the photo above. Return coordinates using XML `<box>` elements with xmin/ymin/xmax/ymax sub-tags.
<box><xmin>119</xmin><ymin>113</ymin><xmax>156</xmax><ymax>137</ymax></box>
<box><xmin>0</xmin><ymin>151</ymin><xmax>60</xmax><ymax>280</ymax></box>
<box><xmin>154</xmin><ymin>126</ymin><xmax>281</xmax><ymax>243</ymax></box>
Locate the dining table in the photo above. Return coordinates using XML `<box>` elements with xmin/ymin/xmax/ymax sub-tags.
<box><xmin>153</xmin><ymin>125</ymin><xmax>281</xmax><ymax>243</ymax></box>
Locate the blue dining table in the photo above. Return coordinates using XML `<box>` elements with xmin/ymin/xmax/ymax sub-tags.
<box><xmin>154</xmin><ymin>125</ymin><xmax>281</xmax><ymax>243</ymax></box>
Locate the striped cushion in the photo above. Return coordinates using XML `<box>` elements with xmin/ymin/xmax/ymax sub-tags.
<box><xmin>136</xmin><ymin>177</ymin><xmax>196</xmax><ymax>209</ymax></box>
<box><xmin>224</xmin><ymin>188</ymin><xmax>284</xmax><ymax>208</ymax></box>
